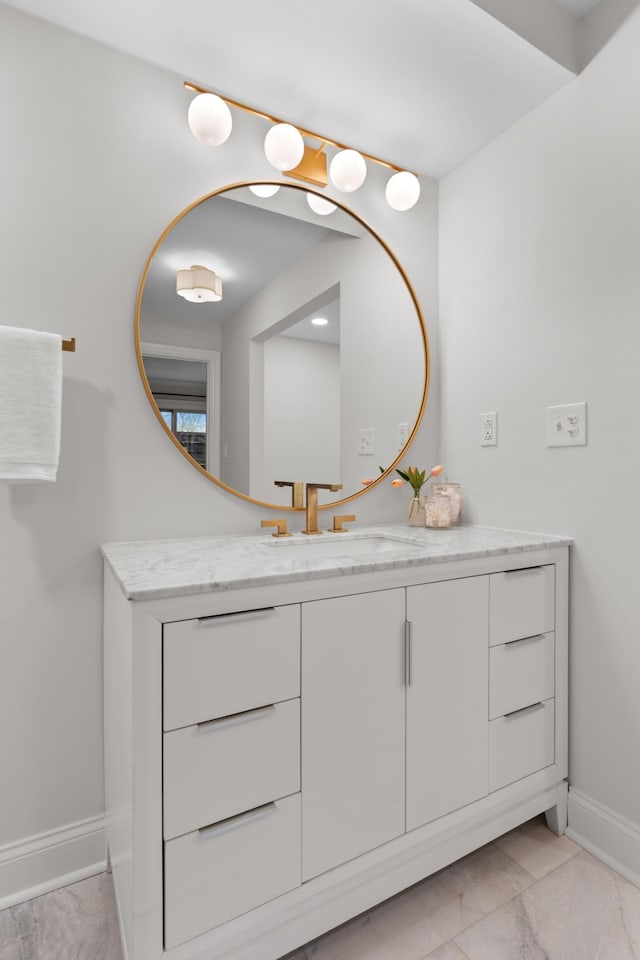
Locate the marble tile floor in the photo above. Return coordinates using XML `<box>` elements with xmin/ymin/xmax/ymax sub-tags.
<box><xmin>1</xmin><ymin>816</ymin><xmax>639</xmax><ymax>960</ymax></box>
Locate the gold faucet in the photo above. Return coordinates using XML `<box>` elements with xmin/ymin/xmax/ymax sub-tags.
<box><xmin>274</xmin><ymin>480</ymin><xmax>304</xmax><ymax>508</ymax></box>
<box><xmin>303</xmin><ymin>482</ymin><xmax>343</xmax><ymax>535</ymax></box>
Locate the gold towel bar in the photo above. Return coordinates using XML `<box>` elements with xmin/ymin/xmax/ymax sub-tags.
<box><xmin>62</xmin><ymin>337</ymin><xmax>76</xmax><ymax>352</ymax></box>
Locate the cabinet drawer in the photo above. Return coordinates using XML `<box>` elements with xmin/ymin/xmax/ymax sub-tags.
<box><xmin>163</xmin><ymin>698</ymin><xmax>300</xmax><ymax>840</ymax></box>
<box><xmin>489</xmin><ymin>699</ymin><xmax>554</xmax><ymax>792</ymax></box>
<box><xmin>164</xmin><ymin>793</ymin><xmax>301</xmax><ymax>949</ymax></box>
<box><xmin>490</xmin><ymin>565</ymin><xmax>554</xmax><ymax>646</ymax></box>
<box><xmin>489</xmin><ymin>632</ymin><xmax>555</xmax><ymax>720</ymax></box>
<box><xmin>163</xmin><ymin>605</ymin><xmax>300</xmax><ymax>730</ymax></box>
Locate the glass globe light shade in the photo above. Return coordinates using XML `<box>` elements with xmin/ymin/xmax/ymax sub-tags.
<box><xmin>249</xmin><ymin>184</ymin><xmax>281</xmax><ymax>198</ymax></box>
<box><xmin>264</xmin><ymin>123</ymin><xmax>304</xmax><ymax>171</ymax></box>
<box><xmin>329</xmin><ymin>149</ymin><xmax>367</xmax><ymax>192</ymax></box>
<box><xmin>187</xmin><ymin>94</ymin><xmax>233</xmax><ymax>147</ymax></box>
<box><xmin>385</xmin><ymin>171</ymin><xmax>421</xmax><ymax>211</ymax></box>
<box><xmin>306</xmin><ymin>193</ymin><xmax>337</xmax><ymax>216</ymax></box>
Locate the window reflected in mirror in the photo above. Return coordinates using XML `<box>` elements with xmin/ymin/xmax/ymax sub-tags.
<box><xmin>143</xmin><ymin>353</ymin><xmax>217</xmax><ymax>472</ymax></box>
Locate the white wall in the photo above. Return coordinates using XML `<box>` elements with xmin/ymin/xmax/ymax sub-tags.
<box><xmin>140</xmin><ymin>312</ymin><xmax>223</xmax><ymax>353</ymax></box>
<box><xmin>440</xmin><ymin>5</ymin><xmax>640</xmax><ymax>874</ymax></box>
<box><xmin>0</xmin><ymin>3</ymin><xmax>439</xmax><ymax>901</ymax></box>
<box><xmin>263</xmin><ymin>338</ymin><xmax>340</xmax><ymax>501</ymax></box>
<box><xmin>221</xmin><ymin>228</ymin><xmax>424</xmax><ymax>500</ymax></box>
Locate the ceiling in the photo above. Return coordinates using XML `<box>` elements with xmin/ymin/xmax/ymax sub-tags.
<box><xmin>141</xmin><ymin>187</ymin><xmax>350</xmax><ymax>345</ymax></box>
<box><xmin>143</xmin><ymin>191</ymin><xmax>330</xmax><ymax>324</ymax></box>
<box><xmin>554</xmin><ymin>0</ymin><xmax>600</xmax><ymax>12</ymax></box>
<box><xmin>1</xmin><ymin>0</ymin><xmax>603</xmax><ymax>177</ymax></box>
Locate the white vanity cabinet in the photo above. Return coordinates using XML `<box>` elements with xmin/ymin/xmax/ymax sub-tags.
<box><xmin>301</xmin><ymin>590</ymin><xmax>406</xmax><ymax>880</ymax></box>
<box><xmin>103</xmin><ymin>528</ymin><xmax>569</xmax><ymax>960</ymax></box>
<box><xmin>406</xmin><ymin>575</ymin><xmax>490</xmax><ymax>831</ymax></box>
<box><xmin>488</xmin><ymin>565</ymin><xmax>557</xmax><ymax>794</ymax></box>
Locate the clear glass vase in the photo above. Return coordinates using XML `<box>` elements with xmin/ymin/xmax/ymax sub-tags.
<box><xmin>407</xmin><ymin>494</ymin><xmax>425</xmax><ymax>526</ymax></box>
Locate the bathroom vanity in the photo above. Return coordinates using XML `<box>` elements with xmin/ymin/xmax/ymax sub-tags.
<box><xmin>103</xmin><ymin>524</ymin><xmax>570</xmax><ymax>960</ymax></box>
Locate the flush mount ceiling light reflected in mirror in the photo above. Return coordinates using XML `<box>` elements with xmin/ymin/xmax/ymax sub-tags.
<box><xmin>183</xmin><ymin>81</ymin><xmax>421</xmax><ymax>211</ymax></box>
<box><xmin>311</xmin><ymin>317</ymin><xmax>329</xmax><ymax>326</ymax></box>
<box><xmin>176</xmin><ymin>265</ymin><xmax>223</xmax><ymax>303</ymax></box>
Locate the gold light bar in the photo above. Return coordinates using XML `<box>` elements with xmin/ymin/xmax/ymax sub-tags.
<box><xmin>183</xmin><ymin>80</ymin><xmax>416</xmax><ymax>177</ymax></box>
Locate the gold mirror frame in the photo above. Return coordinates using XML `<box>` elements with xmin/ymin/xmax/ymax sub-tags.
<box><xmin>134</xmin><ymin>181</ymin><xmax>430</xmax><ymax>511</ymax></box>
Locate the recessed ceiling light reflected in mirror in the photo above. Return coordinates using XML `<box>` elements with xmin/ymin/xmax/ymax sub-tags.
<box><xmin>311</xmin><ymin>317</ymin><xmax>329</xmax><ymax>326</ymax></box>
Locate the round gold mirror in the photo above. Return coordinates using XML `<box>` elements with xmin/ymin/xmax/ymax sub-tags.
<box><xmin>135</xmin><ymin>182</ymin><xmax>429</xmax><ymax>510</ymax></box>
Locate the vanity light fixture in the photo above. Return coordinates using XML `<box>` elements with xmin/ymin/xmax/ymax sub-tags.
<box><xmin>329</xmin><ymin>149</ymin><xmax>367</xmax><ymax>193</ymax></box>
<box><xmin>306</xmin><ymin>192</ymin><xmax>337</xmax><ymax>216</ymax></box>
<box><xmin>187</xmin><ymin>93</ymin><xmax>233</xmax><ymax>146</ymax></box>
<box><xmin>176</xmin><ymin>265</ymin><xmax>222</xmax><ymax>303</ymax></box>
<box><xmin>249</xmin><ymin>184</ymin><xmax>281</xmax><ymax>198</ymax></box>
<box><xmin>264</xmin><ymin>123</ymin><xmax>305</xmax><ymax>171</ymax></box>
<box><xmin>385</xmin><ymin>170</ymin><xmax>421</xmax><ymax>211</ymax></box>
<box><xmin>183</xmin><ymin>80</ymin><xmax>421</xmax><ymax>211</ymax></box>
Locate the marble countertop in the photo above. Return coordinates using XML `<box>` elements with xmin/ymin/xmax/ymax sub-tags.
<box><xmin>102</xmin><ymin>524</ymin><xmax>571</xmax><ymax>602</ymax></box>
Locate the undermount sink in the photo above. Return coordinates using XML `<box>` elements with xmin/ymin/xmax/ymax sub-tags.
<box><xmin>267</xmin><ymin>535</ymin><xmax>426</xmax><ymax>561</ymax></box>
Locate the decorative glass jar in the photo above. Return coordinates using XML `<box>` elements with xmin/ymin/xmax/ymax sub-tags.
<box><xmin>424</xmin><ymin>492</ymin><xmax>452</xmax><ymax>528</ymax></box>
<box><xmin>431</xmin><ymin>482</ymin><xmax>462</xmax><ymax>524</ymax></box>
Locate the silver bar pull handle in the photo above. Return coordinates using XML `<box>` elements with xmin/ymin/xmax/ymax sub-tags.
<box><xmin>198</xmin><ymin>606</ymin><xmax>275</xmax><ymax>624</ymax></box>
<box><xmin>197</xmin><ymin>704</ymin><xmax>275</xmax><ymax>733</ymax></box>
<box><xmin>504</xmin><ymin>633</ymin><xmax>546</xmax><ymax>646</ymax></box>
<box><xmin>198</xmin><ymin>802</ymin><xmax>276</xmax><ymax>840</ymax></box>
<box><xmin>405</xmin><ymin>620</ymin><xmax>413</xmax><ymax>687</ymax></box>
<box><xmin>504</xmin><ymin>701</ymin><xmax>545</xmax><ymax>719</ymax></box>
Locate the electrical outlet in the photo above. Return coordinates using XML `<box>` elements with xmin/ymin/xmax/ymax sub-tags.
<box><xmin>546</xmin><ymin>402</ymin><xmax>587</xmax><ymax>447</ymax></box>
<box><xmin>481</xmin><ymin>412</ymin><xmax>497</xmax><ymax>446</ymax></box>
<box><xmin>358</xmin><ymin>427</ymin><xmax>375</xmax><ymax>455</ymax></box>
<box><xmin>398</xmin><ymin>422</ymin><xmax>409</xmax><ymax>449</ymax></box>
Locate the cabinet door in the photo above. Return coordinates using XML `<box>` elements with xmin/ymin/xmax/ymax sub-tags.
<box><xmin>301</xmin><ymin>589</ymin><xmax>405</xmax><ymax>881</ymax></box>
<box><xmin>406</xmin><ymin>576</ymin><xmax>489</xmax><ymax>832</ymax></box>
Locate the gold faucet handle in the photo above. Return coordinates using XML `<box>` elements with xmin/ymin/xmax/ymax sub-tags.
<box><xmin>261</xmin><ymin>518</ymin><xmax>292</xmax><ymax>538</ymax></box>
<box><xmin>330</xmin><ymin>514</ymin><xmax>356</xmax><ymax>533</ymax></box>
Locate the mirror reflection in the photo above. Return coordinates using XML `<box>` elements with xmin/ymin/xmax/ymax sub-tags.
<box><xmin>136</xmin><ymin>183</ymin><xmax>428</xmax><ymax>509</ymax></box>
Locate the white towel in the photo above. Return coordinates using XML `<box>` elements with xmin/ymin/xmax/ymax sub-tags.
<box><xmin>0</xmin><ymin>325</ymin><xmax>63</xmax><ymax>483</ymax></box>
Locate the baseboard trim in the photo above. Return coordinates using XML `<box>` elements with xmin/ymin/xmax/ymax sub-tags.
<box><xmin>0</xmin><ymin>814</ymin><xmax>106</xmax><ymax>909</ymax></box>
<box><xmin>567</xmin><ymin>788</ymin><xmax>640</xmax><ymax>889</ymax></box>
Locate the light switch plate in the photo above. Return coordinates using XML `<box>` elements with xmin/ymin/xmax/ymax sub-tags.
<box><xmin>546</xmin><ymin>402</ymin><xmax>587</xmax><ymax>447</ymax></box>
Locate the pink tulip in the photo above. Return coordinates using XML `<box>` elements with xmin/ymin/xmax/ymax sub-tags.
<box><xmin>361</xmin><ymin>477</ymin><xmax>375</xmax><ymax>486</ymax></box>
<box><xmin>391</xmin><ymin>478</ymin><xmax>405</xmax><ymax>488</ymax></box>
<box><xmin>430</xmin><ymin>465</ymin><xmax>444</xmax><ymax>477</ymax></box>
